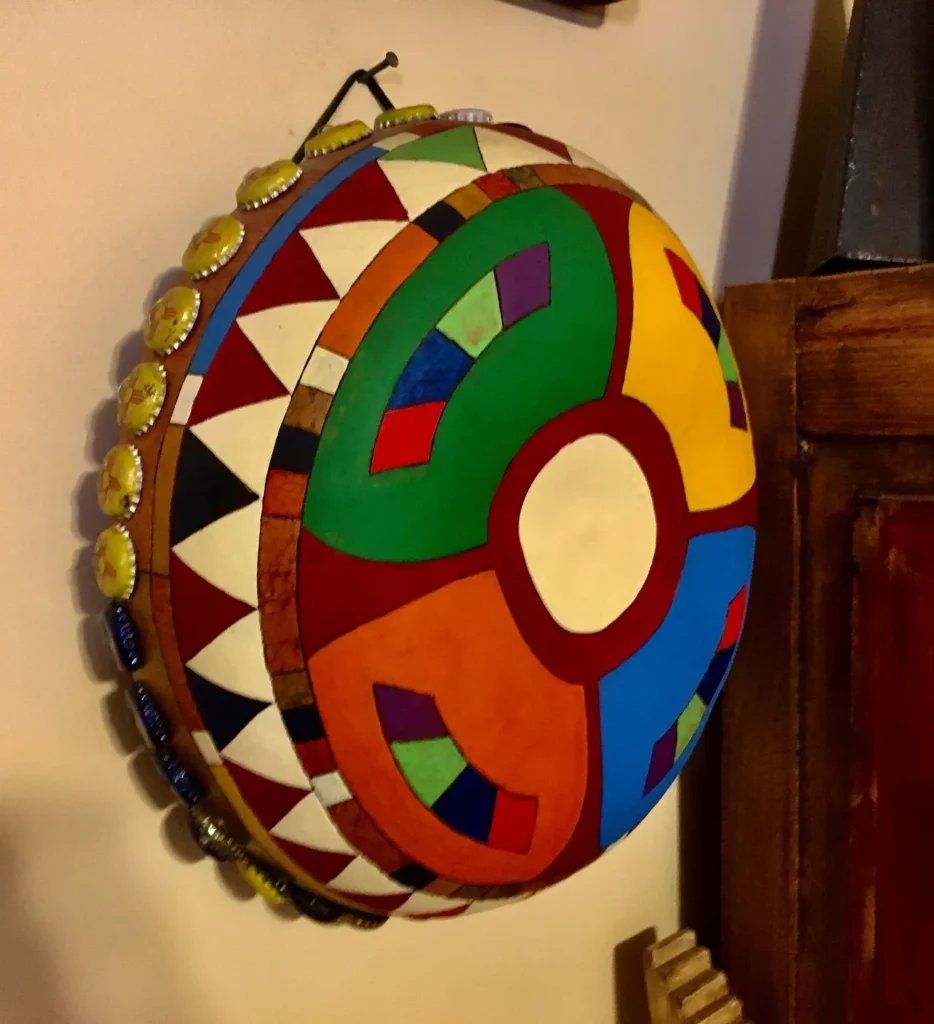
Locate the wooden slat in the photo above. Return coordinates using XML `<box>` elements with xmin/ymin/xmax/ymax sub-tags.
<box><xmin>645</xmin><ymin>932</ymin><xmax>749</xmax><ymax>1024</ymax></box>
<box><xmin>796</xmin><ymin>264</ymin><xmax>934</xmax><ymax>435</ymax></box>
<box><xmin>720</xmin><ymin>279</ymin><xmax>800</xmax><ymax>1024</ymax></box>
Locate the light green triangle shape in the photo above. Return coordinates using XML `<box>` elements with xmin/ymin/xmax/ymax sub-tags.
<box><xmin>676</xmin><ymin>694</ymin><xmax>707</xmax><ymax>759</ymax></box>
<box><xmin>437</xmin><ymin>272</ymin><xmax>503</xmax><ymax>357</ymax></box>
<box><xmin>391</xmin><ymin>737</ymin><xmax>467</xmax><ymax>806</ymax></box>
<box><xmin>381</xmin><ymin>125</ymin><xmax>486</xmax><ymax>170</ymax></box>
<box><xmin>718</xmin><ymin>333</ymin><xmax>739</xmax><ymax>383</ymax></box>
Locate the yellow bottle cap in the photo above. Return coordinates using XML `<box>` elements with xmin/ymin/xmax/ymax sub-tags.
<box><xmin>97</xmin><ymin>444</ymin><xmax>143</xmax><ymax>519</ymax></box>
<box><xmin>143</xmin><ymin>285</ymin><xmax>201</xmax><ymax>355</ymax></box>
<box><xmin>94</xmin><ymin>523</ymin><xmax>137</xmax><ymax>600</ymax></box>
<box><xmin>236</xmin><ymin>858</ymin><xmax>287</xmax><ymax>905</ymax></box>
<box><xmin>236</xmin><ymin>158</ymin><xmax>302</xmax><ymax>210</ymax></box>
<box><xmin>117</xmin><ymin>361</ymin><xmax>167</xmax><ymax>436</ymax></box>
<box><xmin>304</xmin><ymin>120</ymin><xmax>371</xmax><ymax>159</ymax></box>
<box><xmin>374</xmin><ymin>104</ymin><xmax>438</xmax><ymax>130</ymax></box>
<box><xmin>182</xmin><ymin>215</ymin><xmax>245</xmax><ymax>280</ymax></box>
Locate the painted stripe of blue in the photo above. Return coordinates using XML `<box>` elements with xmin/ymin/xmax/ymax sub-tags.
<box><xmin>189</xmin><ymin>147</ymin><xmax>384</xmax><ymax>375</ymax></box>
<box><xmin>597</xmin><ymin>526</ymin><xmax>755</xmax><ymax>849</ymax></box>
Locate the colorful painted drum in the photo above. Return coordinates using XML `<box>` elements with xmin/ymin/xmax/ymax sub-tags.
<box><xmin>94</xmin><ymin>112</ymin><xmax>756</xmax><ymax>921</ymax></box>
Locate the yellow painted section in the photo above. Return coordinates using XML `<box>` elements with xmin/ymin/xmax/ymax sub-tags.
<box><xmin>624</xmin><ymin>204</ymin><xmax>755</xmax><ymax>511</ymax></box>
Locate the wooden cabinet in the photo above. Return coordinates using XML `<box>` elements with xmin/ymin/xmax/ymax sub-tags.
<box><xmin>720</xmin><ymin>265</ymin><xmax>934</xmax><ymax>1024</ymax></box>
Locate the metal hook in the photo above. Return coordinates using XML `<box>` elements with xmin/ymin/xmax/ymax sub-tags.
<box><xmin>293</xmin><ymin>52</ymin><xmax>400</xmax><ymax>162</ymax></box>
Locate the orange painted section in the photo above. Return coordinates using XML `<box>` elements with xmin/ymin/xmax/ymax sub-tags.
<box><xmin>317</xmin><ymin>225</ymin><xmax>436</xmax><ymax>359</ymax></box>
<box><xmin>309</xmin><ymin>571</ymin><xmax>589</xmax><ymax>884</ymax></box>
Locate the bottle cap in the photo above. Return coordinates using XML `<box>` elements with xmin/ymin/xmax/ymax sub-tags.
<box><xmin>236</xmin><ymin>858</ymin><xmax>288</xmax><ymax>905</ymax></box>
<box><xmin>117</xmin><ymin>362</ymin><xmax>167</xmax><ymax>436</ymax></box>
<box><xmin>236</xmin><ymin>159</ymin><xmax>302</xmax><ymax>210</ymax></box>
<box><xmin>101</xmin><ymin>601</ymin><xmax>144</xmax><ymax>673</ymax></box>
<box><xmin>182</xmin><ymin>215</ymin><xmax>245</xmax><ymax>280</ymax></box>
<box><xmin>94</xmin><ymin>523</ymin><xmax>137</xmax><ymax>600</ymax></box>
<box><xmin>143</xmin><ymin>285</ymin><xmax>201</xmax><ymax>355</ymax></box>
<box><xmin>439</xmin><ymin>108</ymin><xmax>494</xmax><ymax>124</ymax></box>
<box><xmin>97</xmin><ymin>444</ymin><xmax>142</xmax><ymax>519</ymax></box>
<box><xmin>374</xmin><ymin>104</ymin><xmax>438</xmax><ymax>130</ymax></box>
<box><xmin>304</xmin><ymin>120</ymin><xmax>372</xmax><ymax>158</ymax></box>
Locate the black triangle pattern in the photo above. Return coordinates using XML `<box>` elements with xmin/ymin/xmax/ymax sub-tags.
<box><xmin>186</xmin><ymin>668</ymin><xmax>269</xmax><ymax>751</ymax></box>
<box><xmin>170</xmin><ymin>432</ymin><xmax>259</xmax><ymax>547</ymax></box>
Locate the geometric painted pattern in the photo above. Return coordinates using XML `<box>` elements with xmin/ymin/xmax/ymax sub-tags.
<box><xmin>643</xmin><ymin>585</ymin><xmax>749</xmax><ymax>796</ymax></box>
<box><xmin>142</xmin><ymin>118</ymin><xmax>757</xmax><ymax>918</ymax></box>
<box><xmin>665</xmin><ymin>248</ymin><xmax>747</xmax><ymax>430</ymax></box>
<box><xmin>372</xmin><ymin>244</ymin><xmax>549</xmax><ymax>472</ymax></box>
<box><xmin>375</xmin><ymin>684</ymin><xmax>538</xmax><ymax>853</ymax></box>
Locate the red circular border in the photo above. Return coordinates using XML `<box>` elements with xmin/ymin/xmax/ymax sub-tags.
<box><xmin>487</xmin><ymin>395</ymin><xmax>690</xmax><ymax>685</ymax></box>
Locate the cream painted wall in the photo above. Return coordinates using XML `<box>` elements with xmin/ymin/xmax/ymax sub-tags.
<box><xmin>0</xmin><ymin>2</ymin><xmax>816</xmax><ymax>1022</ymax></box>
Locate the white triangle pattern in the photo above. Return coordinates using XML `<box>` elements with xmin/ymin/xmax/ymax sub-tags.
<box><xmin>474</xmin><ymin>126</ymin><xmax>570</xmax><ymax>174</ymax></box>
<box><xmin>271</xmin><ymin>793</ymin><xmax>355</xmax><ymax>855</ymax></box>
<box><xmin>221</xmin><ymin>705</ymin><xmax>312</xmax><ymax>790</ymax></box>
<box><xmin>373</xmin><ymin>131</ymin><xmax>423</xmax><ymax>153</ymax></box>
<box><xmin>172</xmin><ymin>501</ymin><xmax>262</xmax><ymax>608</ymax></box>
<box><xmin>185</xmin><ymin>610</ymin><xmax>275</xmax><ymax>702</ymax></box>
<box><xmin>237</xmin><ymin>301</ymin><xmax>339</xmax><ymax>391</ymax></box>
<box><xmin>171</xmin><ymin>130</ymin><xmax>577</xmax><ymax>910</ymax></box>
<box><xmin>190</xmin><ymin>395</ymin><xmax>290</xmax><ymax>496</ymax></box>
<box><xmin>565</xmin><ymin>143</ymin><xmax>622</xmax><ymax>181</ymax></box>
<box><xmin>329</xmin><ymin>857</ymin><xmax>413</xmax><ymax>897</ymax></box>
<box><xmin>300</xmin><ymin>221</ymin><xmax>405</xmax><ymax>297</ymax></box>
<box><xmin>377</xmin><ymin>159</ymin><xmax>483</xmax><ymax>221</ymax></box>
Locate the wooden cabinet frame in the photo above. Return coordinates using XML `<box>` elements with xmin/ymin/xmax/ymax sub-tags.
<box><xmin>720</xmin><ymin>265</ymin><xmax>934</xmax><ymax>1024</ymax></box>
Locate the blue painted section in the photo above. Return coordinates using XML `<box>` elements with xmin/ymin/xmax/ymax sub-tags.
<box><xmin>696</xmin><ymin>645</ymin><xmax>735</xmax><ymax>705</ymax></box>
<box><xmin>597</xmin><ymin>526</ymin><xmax>755</xmax><ymax>849</ymax></box>
<box><xmin>387</xmin><ymin>329</ymin><xmax>473</xmax><ymax>410</ymax></box>
<box><xmin>189</xmin><ymin>146</ymin><xmax>384</xmax><ymax>375</ymax></box>
<box><xmin>432</xmin><ymin>765</ymin><xmax>497</xmax><ymax>842</ymax></box>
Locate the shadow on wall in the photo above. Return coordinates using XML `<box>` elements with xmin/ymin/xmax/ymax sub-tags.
<box><xmin>495</xmin><ymin>0</ymin><xmax>639</xmax><ymax>29</ymax></box>
<box><xmin>677</xmin><ymin>711</ymin><xmax>722</xmax><ymax>957</ymax></box>
<box><xmin>716</xmin><ymin>0</ymin><xmax>851</xmax><ymax>287</ymax></box>
<box><xmin>0</xmin><ymin>802</ymin><xmax>219</xmax><ymax>1024</ymax></box>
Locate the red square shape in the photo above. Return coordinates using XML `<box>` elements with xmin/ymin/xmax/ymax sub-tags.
<box><xmin>487</xmin><ymin>790</ymin><xmax>538</xmax><ymax>854</ymax></box>
<box><xmin>295</xmin><ymin>738</ymin><xmax>336</xmax><ymax>778</ymax></box>
<box><xmin>478</xmin><ymin>172</ymin><xmax>520</xmax><ymax>200</ymax></box>
<box><xmin>263</xmin><ymin>469</ymin><xmax>308</xmax><ymax>518</ymax></box>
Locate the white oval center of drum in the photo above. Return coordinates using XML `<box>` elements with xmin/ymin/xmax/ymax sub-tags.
<box><xmin>518</xmin><ymin>433</ymin><xmax>657</xmax><ymax>635</ymax></box>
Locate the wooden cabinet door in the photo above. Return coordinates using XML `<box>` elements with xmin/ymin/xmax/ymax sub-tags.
<box><xmin>721</xmin><ymin>266</ymin><xmax>934</xmax><ymax>1024</ymax></box>
<box><xmin>852</xmin><ymin>498</ymin><xmax>934</xmax><ymax>1024</ymax></box>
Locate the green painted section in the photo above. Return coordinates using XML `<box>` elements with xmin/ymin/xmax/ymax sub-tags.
<box><xmin>718</xmin><ymin>333</ymin><xmax>739</xmax><ymax>383</ymax></box>
<box><xmin>304</xmin><ymin>187</ymin><xmax>618</xmax><ymax>563</ymax></box>
<box><xmin>437</xmin><ymin>272</ymin><xmax>503</xmax><ymax>356</ymax></box>
<box><xmin>676</xmin><ymin>694</ymin><xmax>707</xmax><ymax>759</ymax></box>
<box><xmin>391</xmin><ymin>737</ymin><xmax>466</xmax><ymax>806</ymax></box>
<box><xmin>381</xmin><ymin>125</ymin><xmax>487</xmax><ymax>170</ymax></box>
